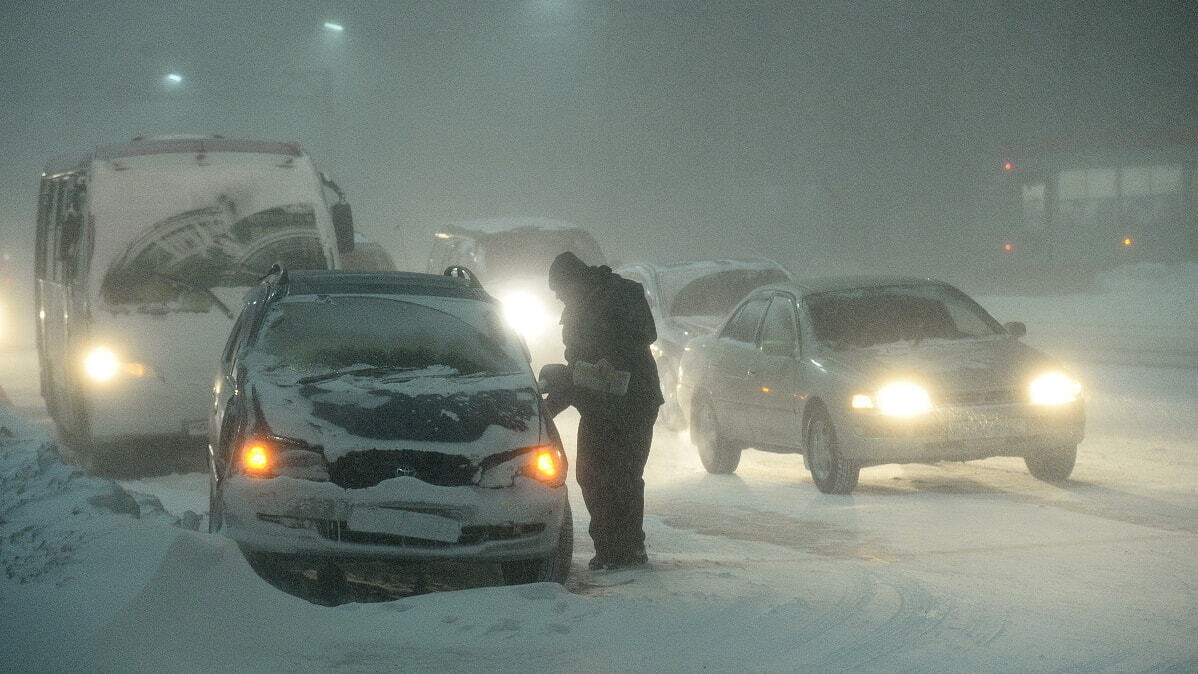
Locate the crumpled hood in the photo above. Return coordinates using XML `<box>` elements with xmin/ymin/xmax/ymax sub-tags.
<box><xmin>824</xmin><ymin>337</ymin><xmax>1059</xmax><ymax>393</ymax></box>
<box><xmin>248</xmin><ymin>368</ymin><xmax>542</xmax><ymax>464</ymax></box>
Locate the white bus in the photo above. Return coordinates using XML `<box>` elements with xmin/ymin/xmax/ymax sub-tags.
<box><xmin>35</xmin><ymin>136</ymin><xmax>355</xmax><ymax>459</ymax></box>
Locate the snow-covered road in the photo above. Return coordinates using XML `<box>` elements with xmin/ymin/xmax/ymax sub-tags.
<box><xmin>2</xmin><ymin>264</ymin><xmax>1195</xmax><ymax>671</ymax></box>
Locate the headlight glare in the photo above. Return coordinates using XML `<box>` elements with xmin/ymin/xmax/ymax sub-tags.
<box><xmin>83</xmin><ymin>346</ymin><xmax>120</xmax><ymax>382</ymax></box>
<box><xmin>1029</xmin><ymin>372</ymin><xmax>1081</xmax><ymax>405</ymax></box>
<box><xmin>500</xmin><ymin>291</ymin><xmax>551</xmax><ymax>340</ymax></box>
<box><xmin>874</xmin><ymin>381</ymin><xmax>932</xmax><ymax>416</ymax></box>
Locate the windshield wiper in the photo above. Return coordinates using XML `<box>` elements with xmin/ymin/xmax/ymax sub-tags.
<box><xmin>297</xmin><ymin>366</ymin><xmax>423</xmax><ymax>385</ymax></box>
<box><xmin>149</xmin><ymin>272</ymin><xmax>234</xmax><ymax>319</ymax></box>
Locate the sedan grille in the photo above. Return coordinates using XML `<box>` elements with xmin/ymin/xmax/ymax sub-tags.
<box><xmin>938</xmin><ymin>388</ymin><xmax>1023</xmax><ymax>406</ymax></box>
<box><xmin>328</xmin><ymin>449</ymin><xmax>477</xmax><ymax>489</ymax></box>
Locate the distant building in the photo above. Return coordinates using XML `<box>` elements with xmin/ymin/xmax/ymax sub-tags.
<box><xmin>991</xmin><ymin>130</ymin><xmax>1197</xmax><ymax>273</ymax></box>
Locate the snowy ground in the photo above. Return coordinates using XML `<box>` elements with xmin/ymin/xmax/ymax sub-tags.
<box><xmin>1</xmin><ymin>264</ymin><xmax>1195</xmax><ymax>672</ymax></box>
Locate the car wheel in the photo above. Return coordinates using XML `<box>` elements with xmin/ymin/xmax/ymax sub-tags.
<box><xmin>692</xmin><ymin>399</ymin><xmax>741</xmax><ymax>474</ymax></box>
<box><xmin>1024</xmin><ymin>444</ymin><xmax>1076</xmax><ymax>482</ymax></box>
<box><xmin>501</xmin><ymin>501</ymin><xmax>573</xmax><ymax>585</ymax></box>
<box><xmin>657</xmin><ymin>361</ymin><xmax>686</xmax><ymax>431</ymax></box>
<box><xmin>805</xmin><ymin>407</ymin><xmax>859</xmax><ymax>494</ymax></box>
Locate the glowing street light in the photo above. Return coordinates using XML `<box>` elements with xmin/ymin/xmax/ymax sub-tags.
<box><xmin>323</xmin><ymin>21</ymin><xmax>344</xmax><ymax>32</ymax></box>
<box><xmin>164</xmin><ymin>73</ymin><xmax>183</xmax><ymax>85</ymax></box>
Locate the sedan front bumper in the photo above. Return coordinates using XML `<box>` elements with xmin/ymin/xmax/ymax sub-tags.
<box><xmin>217</xmin><ymin>474</ymin><xmax>568</xmax><ymax>563</ymax></box>
<box><xmin>835</xmin><ymin>402</ymin><xmax>1085</xmax><ymax>465</ymax></box>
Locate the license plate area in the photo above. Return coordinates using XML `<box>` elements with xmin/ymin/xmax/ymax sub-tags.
<box><xmin>346</xmin><ymin>507</ymin><xmax>462</xmax><ymax>543</ymax></box>
<box><xmin>943</xmin><ymin>415</ymin><xmax>1028</xmax><ymax>439</ymax></box>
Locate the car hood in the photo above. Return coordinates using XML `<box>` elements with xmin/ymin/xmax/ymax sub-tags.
<box><xmin>821</xmin><ymin>337</ymin><xmax>1062</xmax><ymax>393</ymax></box>
<box><xmin>248</xmin><ymin>367</ymin><xmax>542</xmax><ymax>464</ymax></box>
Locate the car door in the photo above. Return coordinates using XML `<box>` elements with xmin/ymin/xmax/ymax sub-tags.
<box><xmin>707</xmin><ymin>293</ymin><xmax>768</xmax><ymax>444</ymax></box>
<box><xmin>749</xmin><ymin>293</ymin><xmax>802</xmax><ymax>449</ymax></box>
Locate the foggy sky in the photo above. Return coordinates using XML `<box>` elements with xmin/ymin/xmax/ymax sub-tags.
<box><xmin>2</xmin><ymin>0</ymin><xmax>1194</xmax><ymax>280</ymax></box>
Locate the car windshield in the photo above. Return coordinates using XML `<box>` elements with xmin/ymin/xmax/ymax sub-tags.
<box><xmin>100</xmin><ymin>203</ymin><xmax>328</xmax><ymax>310</ymax></box>
<box><xmin>252</xmin><ymin>295</ymin><xmax>525</xmax><ymax>377</ymax></box>
<box><xmin>805</xmin><ymin>284</ymin><xmax>1005</xmax><ymax>349</ymax></box>
<box><xmin>669</xmin><ymin>268</ymin><xmax>792</xmax><ymax>317</ymax></box>
<box><xmin>481</xmin><ymin>230</ymin><xmax>605</xmax><ymax>281</ymax></box>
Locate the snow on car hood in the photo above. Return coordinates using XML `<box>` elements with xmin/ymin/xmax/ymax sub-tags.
<box><xmin>824</xmin><ymin>336</ymin><xmax>1059</xmax><ymax>392</ymax></box>
<box><xmin>247</xmin><ymin>366</ymin><xmax>542</xmax><ymax>464</ymax></box>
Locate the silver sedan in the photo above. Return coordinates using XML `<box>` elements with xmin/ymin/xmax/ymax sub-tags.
<box><xmin>676</xmin><ymin>276</ymin><xmax>1085</xmax><ymax>494</ymax></box>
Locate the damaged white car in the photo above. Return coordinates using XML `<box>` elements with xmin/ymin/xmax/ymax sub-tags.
<box><xmin>207</xmin><ymin>267</ymin><xmax>571</xmax><ymax>587</ymax></box>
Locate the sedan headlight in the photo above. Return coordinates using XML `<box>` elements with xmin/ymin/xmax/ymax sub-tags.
<box><xmin>852</xmin><ymin>381</ymin><xmax>933</xmax><ymax>416</ymax></box>
<box><xmin>479</xmin><ymin>444</ymin><xmax>567</xmax><ymax>488</ymax></box>
<box><xmin>1028</xmin><ymin>371</ymin><xmax>1081</xmax><ymax>405</ymax></box>
<box><xmin>500</xmin><ymin>291</ymin><xmax>553</xmax><ymax>340</ymax></box>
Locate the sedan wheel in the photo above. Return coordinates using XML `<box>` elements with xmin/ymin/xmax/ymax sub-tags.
<box><xmin>1025</xmin><ymin>444</ymin><xmax>1077</xmax><ymax>482</ymax></box>
<box><xmin>693</xmin><ymin>400</ymin><xmax>741</xmax><ymax>474</ymax></box>
<box><xmin>805</xmin><ymin>408</ymin><xmax>859</xmax><ymax>494</ymax></box>
<box><xmin>501</xmin><ymin>502</ymin><xmax>573</xmax><ymax>585</ymax></box>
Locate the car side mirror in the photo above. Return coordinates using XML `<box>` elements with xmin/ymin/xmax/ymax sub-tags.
<box><xmin>1004</xmin><ymin>321</ymin><xmax>1027</xmax><ymax>339</ymax></box>
<box><xmin>331</xmin><ymin>201</ymin><xmax>354</xmax><ymax>253</ymax></box>
<box><xmin>538</xmin><ymin>363</ymin><xmax>570</xmax><ymax>392</ymax></box>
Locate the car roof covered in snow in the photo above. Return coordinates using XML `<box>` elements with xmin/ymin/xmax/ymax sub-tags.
<box><xmin>617</xmin><ymin>257</ymin><xmax>793</xmax><ymax>301</ymax></box>
<box><xmin>441</xmin><ymin>217</ymin><xmax>590</xmax><ymax>237</ymax></box>
<box><xmin>277</xmin><ymin>270</ymin><xmax>493</xmax><ymax>302</ymax></box>
<box><xmin>764</xmin><ymin>274</ymin><xmax>950</xmax><ymax>297</ymax></box>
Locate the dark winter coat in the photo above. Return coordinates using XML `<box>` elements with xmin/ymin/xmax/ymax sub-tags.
<box><xmin>550</xmin><ymin>259</ymin><xmax>664</xmax><ymax>423</ymax></box>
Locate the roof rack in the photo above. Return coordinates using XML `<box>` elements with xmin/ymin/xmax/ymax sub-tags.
<box><xmin>443</xmin><ymin>265</ymin><xmax>483</xmax><ymax>289</ymax></box>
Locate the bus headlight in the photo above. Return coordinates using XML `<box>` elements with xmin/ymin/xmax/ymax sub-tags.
<box><xmin>83</xmin><ymin>346</ymin><xmax>120</xmax><ymax>382</ymax></box>
<box><xmin>81</xmin><ymin>346</ymin><xmax>155</xmax><ymax>382</ymax></box>
<box><xmin>1029</xmin><ymin>371</ymin><xmax>1081</xmax><ymax>405</ymax></box>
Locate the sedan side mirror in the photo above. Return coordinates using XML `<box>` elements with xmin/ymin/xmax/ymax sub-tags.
<box><xmin>1004</xmin><ymin>321</ymin><xmax>1027</xmax><ymax>339</ymax></box>
<box><xmin>538</xmin><ymin>363</ymin><xmax>570</xmax><ymax>393</ymax></box>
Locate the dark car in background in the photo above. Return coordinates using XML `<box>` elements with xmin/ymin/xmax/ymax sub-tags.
<box><xmin>426</xmin><ymin>218</ymin><xmax>607</xmax><ymax>365</ymax></box>
<box><xmin>677</xmin><ymin>276</ymin><xmax>1085</xmax><ymax>493</ymax></box>
<box><xmin>207</xmin><ymin>267</ymin><xmax>572</xmax><ymax>596</ymax></box>
<box><xmin>615</xmin><ymin>258</ymin><xmax>794</xmax><ymax>429</ymax></box>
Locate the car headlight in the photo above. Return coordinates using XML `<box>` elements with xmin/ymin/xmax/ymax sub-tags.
<box><xmin>852</xmin><ymin>381</ymin><xmax>932</xmax><ymax>416</ymax></box>
<box><xmin>83</xmin><ymin>346</ymin><xmax>120</xmax><ymax>382</ymax></box>
<box><xmin>1028</xmin><ymin>371</ymin><xmax>1081</xmax><ymax>405</ymax></box>
<box><xmin>81</xmin><ymin>345</ymin><xmax>156</xmax><ymax>382</ymax></box>
<box><xmin>500</xmin><ymin>291</ymin><xmax>553</xmax><ymax>340</ymax></box>
<box><xmin>479</xmin><ymin>444</ymin><xmax>567</xmax><ymax>488</ymax></box>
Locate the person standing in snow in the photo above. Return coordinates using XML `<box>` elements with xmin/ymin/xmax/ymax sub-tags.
<box><xmin>545</xmin><ymin>251</ymin><xmax>664</xmax><ymax>570</ymax></box>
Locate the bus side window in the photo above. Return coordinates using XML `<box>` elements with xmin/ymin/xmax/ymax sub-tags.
<box><xmin>43</xmin><ymin>178</ymin><xmax>69</xmax><ymax>283</ymax></box>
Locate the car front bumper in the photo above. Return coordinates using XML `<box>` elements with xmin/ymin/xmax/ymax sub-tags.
<box><xmin>835</xmin><ymin>402</ymin><xmax>1085</xmax><ymax>465</ymax></box>
<box><xmin>217</xmin><ymin>474</ymin><xmax>569</xmax><ymax>563</ymax></box>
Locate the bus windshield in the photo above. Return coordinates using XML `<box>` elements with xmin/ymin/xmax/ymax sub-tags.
<box><xmin>99</xmin><ymin>202</ymin><xmax>329</xmax><ymax>311</ymax></box>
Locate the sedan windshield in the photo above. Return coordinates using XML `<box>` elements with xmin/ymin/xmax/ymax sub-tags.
<box><xmin>252</xmin><ymin>295</ymin><xmax>525</xmax><ymax>377</ymax></box>
<box><xmin>806</xmin><ymin>284</ymin><xmax>1005</xmax><ymax>349</ymax></box>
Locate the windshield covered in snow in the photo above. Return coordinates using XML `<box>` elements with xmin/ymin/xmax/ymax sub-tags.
<box><xmin>806</xmin><ymin>284</ymin><xmax>1005</xmax><ymax>350</ymax></box>
<box><xmin>480</xmin><ymin>229</ymin><xmax>605</xmax><ymax>281</ymax></box>
<box><xmin>252</xmin><ymin>295</ymin><xmax>525</xmax><ymax>378</ymax></box>
<box><xmin>99</xmin><ymin>203</ymin><xmax>327</xmax><ymax>311</ymax></box>
<box><xmin>669</xmin><ymin>268</ymin><xmax>792</xmax><ymax>318</ymax></box>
